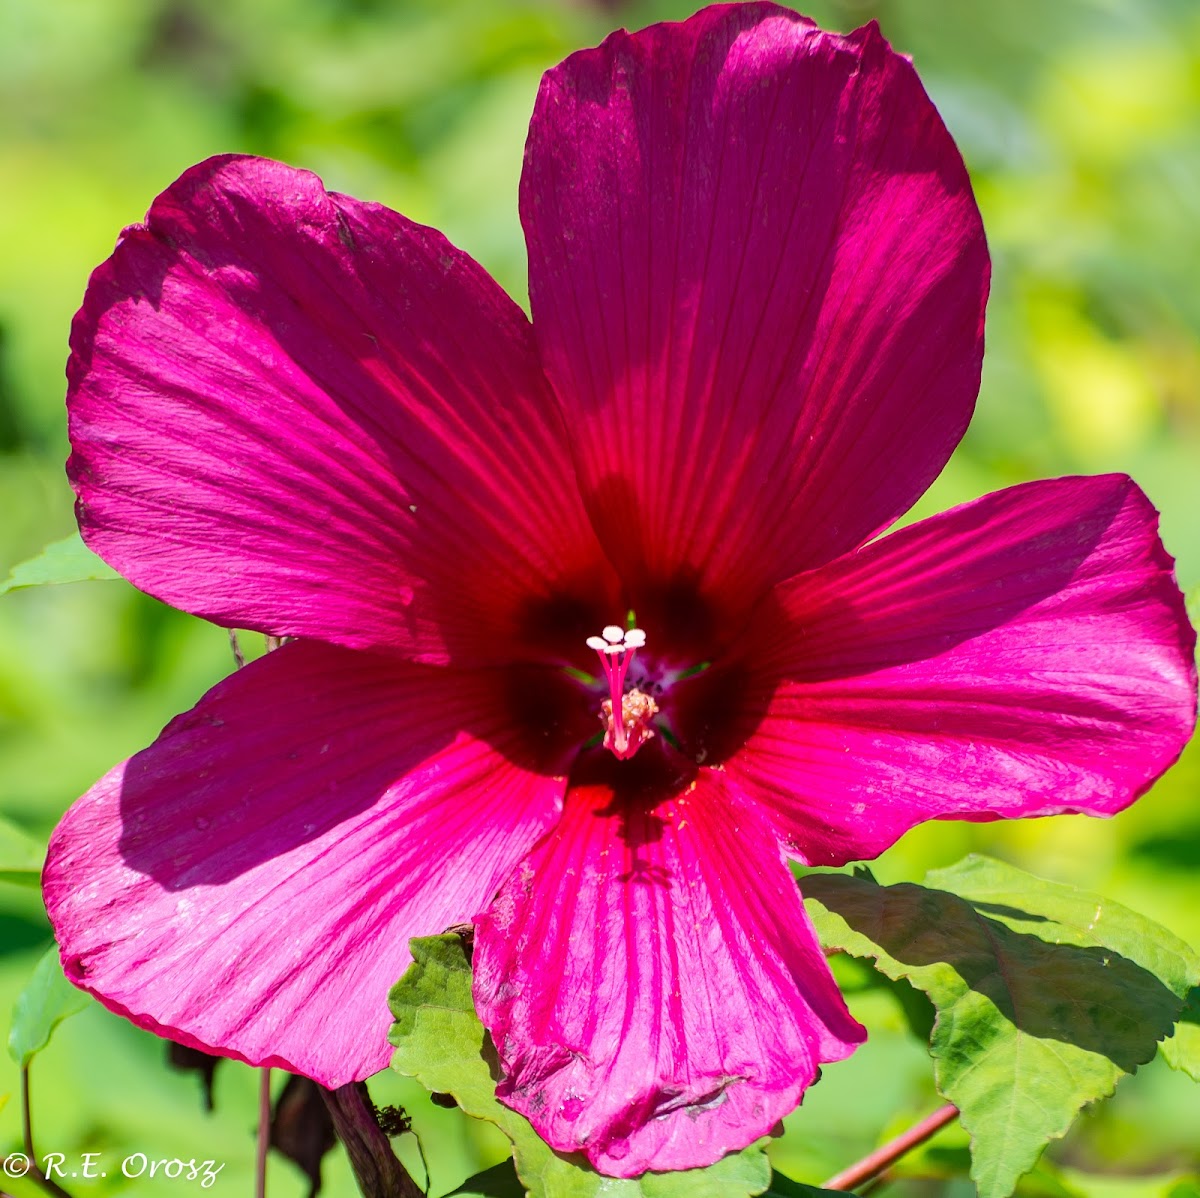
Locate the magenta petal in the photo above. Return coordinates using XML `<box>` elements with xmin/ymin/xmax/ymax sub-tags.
<box><xmin>44</xmin><ymin>642</ymin><xmax>582</xmax><ymax>1085</ymax></box>
<box><xmin>523</xmin><ymin>5</ymin><xmax>988</xmax><ymax>625</ymax></box>
<box><xmin>69</xmin><ymin>155</ymin><xmax>617</xmax><ymax>664</ymax></box>
<box><xmin>473</xmin><ymin>763</ymin><xmax>865</xmax><ymax>1176</ymax></box>
<box><xmin>704</xmin><ymin>475</ymin><xmax>1198</xmax><ymax>866</ymax></box>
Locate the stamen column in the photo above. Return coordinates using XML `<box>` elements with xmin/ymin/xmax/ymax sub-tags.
<box><xmin>586</xmin><ymin>625</ymin><xmax>656</xmax><ymax>759</ymax></box>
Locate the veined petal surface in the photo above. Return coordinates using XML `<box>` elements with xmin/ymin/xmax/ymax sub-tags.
<box><xmin>69</xmin><ymin>155</ymin><xmax>617</xmax><ymax>666</ymax></box>
<box><xmin>44</xmin><ymin>641</ymin><xmax>587</xmax><ymax>1085</ymax></box>
<box><xmin>684</xmin><ymin>475</ymin><xmax>1197</xmax><ymax>866</ymax></box>
<box><xmin>473</xmin><ymin>756</ymin><xmax>865</xmax><ymax>1176</ymax></box>
<box><xmin>523</xmin><ymin>3</ymin><xmax>988</xmax><ymax>638</ymax></box>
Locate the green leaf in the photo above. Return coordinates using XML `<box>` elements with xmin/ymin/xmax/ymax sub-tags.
<box><xmin>0</xmin><ymin>814</ymin><xmax>45</xmax><ymax>888</ymax></box>
<box><xmin>1161</xmin><ymin>985</ymin><xmax>1200</xmax><ymax>1081</ymax></box>
<box><xmin>8</xmin><ymin>945</ymin><xmax>91</xmax><ymax>1067</ymax></box>
<box><xmin>917</xmin><ymin>1148</ymin><xmax>1086</xmax><ymax>1198</ymax></box>
<box><xmin>761</xmin><ymin>1173</ymin><xmax>843</xmax><ymax>1197</ymax></box>
<box><xmin>0</xmin><ymin>533</ymin><xmax>120</xmax><ymax>594</ymax></box>
<box><xmin>389</xmin><ymin>935</ymin><xmax>772</xmax><ymax>1198</ymax></box>
<box><xmin>804</xmin><ymin>856</ymin><xmax>1200</xmax><ymax>1198</ymax></box>
<box><xmin>447</xmin><ymin>1160</ymin><xmax>527</xmax><ymax>1197</ymax></box>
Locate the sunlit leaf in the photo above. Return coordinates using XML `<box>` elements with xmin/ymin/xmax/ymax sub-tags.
<box><xmin>804</xmin><ymin>856</ymin><xmax>1200</xmax><ymax>1198</ymax></box>
<box><xmin>912</xmin><ymin>1146</ymin><xmax>1086</xmax><ymax>1198</ymax></box>
<box><xmin>1161</xmin><ymin>986</ymin><xmax>1200</xmax><ymax>1082</ymax></box>
<box><xmin>388</xmin><ymin>935</ymin><xmax>772</xmax><ymax>1198</ymax></box>
<box><xmin>8</xmin><ymin>944</ymin><xmax>91</xmax><ymax>1067</ymax></box>
<box><xmin>447</xmin><ymin>1160</ymin><xmax>526</xmax><ymax>1197</ymax></box>
<box><xmin>0</xmin><ymin>814</ymin><xmax>44</xmax><ymax>887</ymax></box>
<box><xmin>1186</xmin><ymin>586</ymin><xmax>1200</xmax><ymax>631</ymax></box>
<box><xmin>0</xmin><ymin>532</ymin><xmax>120</xmax><ymax>594</ymax></box>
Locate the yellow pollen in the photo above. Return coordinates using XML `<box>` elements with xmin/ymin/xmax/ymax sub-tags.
<box><xmin>600</xmin><ymin>687</ymin><xmax>659</xmax><ymax>759</ymax></box>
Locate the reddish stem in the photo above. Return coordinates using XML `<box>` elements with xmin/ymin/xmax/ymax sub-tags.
<box><xmin>255</xmin><ymin>1068</ymin><xmax>272</xmax><ymax>1198</ymax></box>
<box><xmin>822</xmin><ymin>1103</ymin><xmax>959</xmax><ymax>1192</ymax></box>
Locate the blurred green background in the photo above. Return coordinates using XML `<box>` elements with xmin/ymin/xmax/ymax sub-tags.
<box><xmin>1</xmin><ymin>0</ymin><xmax>1198</xmax><ymax>1194</ymax></box>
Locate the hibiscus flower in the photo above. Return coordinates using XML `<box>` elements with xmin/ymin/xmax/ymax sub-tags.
<box><xmin>45</xmin><ymin>2</ymin><xmax>1196</xmax><ymax>1179</ymax></box>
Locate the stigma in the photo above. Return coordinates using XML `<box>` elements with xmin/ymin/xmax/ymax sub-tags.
<box><xmin>586</xmin><ymin>625</ymin><xmax>658</xmax><ymax>759</ymax></box>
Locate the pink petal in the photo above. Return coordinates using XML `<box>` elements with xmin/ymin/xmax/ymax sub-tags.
<box><xmin>44</xmin><ymin>641</ymin><xmax>587</xmax><ymax>1085</ymax></box>
<box><xmin>523</xmin><ymin>6</ymin><xmax>988</xmax><ymax>642</ymax></box>
<box><xmin>680</xmin><ymin>475</ymin><xmax>1197</xmax><ymax>866</ymax></box>
<box><xmin>69</xmin><ymin>155</ymin><xmax>618</xmax><ymax>666</ymax></box>
<box><xmin>473</xmin><ymin>755</ymin><xmax>865</xmax><ymax>1176</ymax></box>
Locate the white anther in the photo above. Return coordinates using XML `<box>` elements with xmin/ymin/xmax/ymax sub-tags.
<box><xmin>585</xmin><ymin>624</ymin><xmax>651</xmax><ymax>758</ymax></box>
<box><xmin>586</xmin><ymin>624</ymin><xmax>647</xmax><ymax>662</ymax></box>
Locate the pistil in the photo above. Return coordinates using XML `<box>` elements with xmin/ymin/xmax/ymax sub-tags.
<box><xmin>586</xmin><ymin>625</ymin><xmax>658</xmax><ymax>759</ymax></box>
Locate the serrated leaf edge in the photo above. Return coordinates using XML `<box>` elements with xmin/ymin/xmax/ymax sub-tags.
<box><xmin>806</xmin><ymin>870</ymin><xmax>1198</xmax><ymax>1198</ymax></box>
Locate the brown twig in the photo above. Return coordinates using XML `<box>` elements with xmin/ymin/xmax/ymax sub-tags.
<box><xmin>822</xmin><ymin>1103</ymin><xmax>959</xmax><ymax>1192</ymax></box>
<box><xmin>321</xmin><ymin>1083</ymin><xmax>424</xmax><ymax>1198</ymax></box>
<box><xmin>227</xmin><ymin>629</ymin><xmax>246</xmax><ymax>668</ymax></box>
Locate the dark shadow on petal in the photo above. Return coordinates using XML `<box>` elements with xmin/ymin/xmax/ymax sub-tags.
<box><xmin>667</xmin><ymin>655</ymin><xmax>757</xmax><ymax>768</ymax></box>
<box><xmin>514</xmin><ymin>582</ymin><xmax>623</xmax><ymax>673</ymax></box>
<box><xmin>115</xmin><ymin>642</ymin><xmax>594</xmax><ymax>890</ymax></box>
<box><xmin>746</xmin><ymin>477</ymin><xmax>1132</xmax><ymax>687</ymax></box>
<box><xmin>574</xmin><ymin>471</ymin><xmax>739</xmax><ymax>668</ymax></box>
<box><xmin>68</xmin><ymin>156</ymin><xmax>624</xmax><ymax>672</ymax></box>
<box><xmin>669</xmin><ymin>478</ymin><xmax>1138</xmax><ymax>770</ymax></box>
<box><xmin>566</xmin><ymin>740</ymin><xmax>699</xmax><ymax>872</ymax></box>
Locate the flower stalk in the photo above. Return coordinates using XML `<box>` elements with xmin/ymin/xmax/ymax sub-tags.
<box><xmin>321</xmin><ymin>1083</ymin><xmax>424</xmax><ymax>1198</ymax></box>
<box><xmin>822</xmin><ymin>1103</ymin><xmax>959</xmax><ymax>1192</ymax></box>
<box><xmin>20</xmin><ymin>1065</ymin><xmax>76</xmax><ymax>1198</ymax></box>
<box><xmin>255</xmin><ymin>1068</ymin><xmax>271</xmax><ymax>1198</ymax></box>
